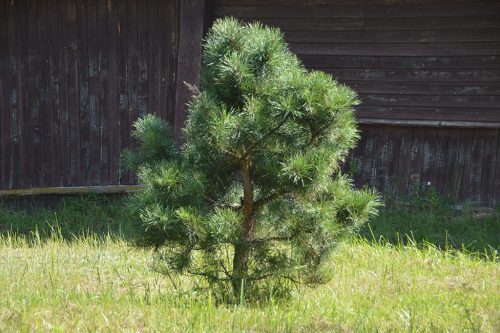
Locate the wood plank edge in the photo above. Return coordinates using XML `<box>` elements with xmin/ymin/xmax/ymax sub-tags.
<box><xmin>0</xmin><ymin>185</ymin><xmax>144</xmax><ymax>197</ymax></box>
<box><xmin>357</xmin><ymin>118</ymin><xmax>500</xmax><ymax>128</ymax></box>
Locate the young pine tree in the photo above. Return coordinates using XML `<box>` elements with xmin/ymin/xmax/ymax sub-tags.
<box><xmin>125</xmin><ymin>18</ymin><xmax>380</xmax><ymax>299</ymax></box>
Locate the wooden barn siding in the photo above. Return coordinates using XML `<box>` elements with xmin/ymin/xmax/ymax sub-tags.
<box><xmin>212</xmin><ymin>0</ymin><xmax>500</xmax><ymax>204</ymax></box>
<box><xmin>0</xmin><ymin>0</ymin><xmax>180</xmax><ymax>189</ymax></box>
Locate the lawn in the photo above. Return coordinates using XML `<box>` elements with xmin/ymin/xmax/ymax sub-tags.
<box><xmin>0</xmin><ymin>196</ymin><xmax>499</xmax><ymax>332</ymax></box>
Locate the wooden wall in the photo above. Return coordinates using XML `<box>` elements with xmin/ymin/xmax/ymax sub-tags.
<box><xmin>212</xmin><ymin>0</ymin><xmax>500</xmax><ymax>204</ymax></box>
<box><xmin>0</xmin><ymin>0</ymin><xmax>180</xmax><ymax>189</ymax></box>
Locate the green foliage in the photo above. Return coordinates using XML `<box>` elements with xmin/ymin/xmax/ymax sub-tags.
<box><xmin>126</xmin><ymin>18</ymin><xmax>380</xmax><ymax>300</ymax></box>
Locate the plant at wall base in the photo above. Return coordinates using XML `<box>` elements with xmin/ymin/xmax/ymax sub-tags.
<box><xmin>124</xmin><ymin>18</ymin><xmax>380</xmax><ymax>301</ymax></box>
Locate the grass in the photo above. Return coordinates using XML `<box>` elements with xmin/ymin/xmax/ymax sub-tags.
<box><xmin>0</xmin><ymin>195</ymin><xmax>499</xmax><ymax>332</ymax></box>
<box><xmin>0</xmin><ymin>234</ymin><xmax>498</xmax><ymax>332</ymax></box>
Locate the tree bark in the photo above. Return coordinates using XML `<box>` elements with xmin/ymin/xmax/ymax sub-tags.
<box><xmin>232</xmin><ymin>158</ymin><xmax>255</xmax><ymax>295</ymax></box>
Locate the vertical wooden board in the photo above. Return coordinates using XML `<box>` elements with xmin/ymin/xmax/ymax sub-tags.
<box><xmin>7</xmin><ymin>1</ymin><xmax>21</xmax><ymax>189</ymax></box>
<box><xmin>349</xmin><ymin>124</ymin><xmax>368</xmax><ymax>188</ymax></box>
<box><xmin>107</xmin><ymin>0</ymin><xmax>120</xmax><ymax>184</ymax></box>
<box><xmin>173</xmin><ymin>0</ymin><xmax>205</xmax><ymax>142</ymax></box>
<box><xmin>395</xmin><ymin>127</ymin><xmax>413</xmax><ymax>197</ymax></box>
<box><xmin>480</xmin><ymin>129</ymin><xmax>498</xmax><ymax>206</ymax></box>
<box><xmin>119</xmin><ymin>0</ymin><xmax>131</xmax><ymax>184</ymax></box>
<box><xmin>372</xmin><ymin>126</ymin><xmax>389</xmax><ymax>192</ymax></box>
<box><xmin>360</xmin><ymin>125</ymin><xmax>377</xmax><ymax>188</ymax></box>
<box><xmin>431</xmin><ymin>127</ymin><xmax>449</xmax><ymax>196</ymax></box>
<box><xmin>157</xmin><ymin>0</ymin><xmax>170</xmax><ymax>121</ymax></box>
<box><xmin>97</xmin><ymin>0</ymin><xmax>110</xmax><ymax>185</ymax></box>
<box><xmin>88</xmin><ymin>0</ymin><xmax>101</xmax><ymax>185</ymax></box>
<box><xmin>148</xmin><ymin>0</ymin><xmax>159</xmax><ymax>118</ymax></box>
<box><xmin>456</xmin><ymin>128</ymin><xmax>473</xmax><ymax>202</ymax></box>
<box><xmin>38</xmin><ymin>0</ymin><xmax>52</xmax><ymax>187</ymax></box>
<box><xmin>58</xmin><ymin>0</ymin><xmax>71</xmax><ymax>186</ymax></box>
<box><xmin>136</xmin><ymin>0</ymin><xmax>148</xmax><ymax>119</ymax></box>
<box><xmin>385</xmin><ymin>126</ymin><xmax>404</xmax><ymax>197</ymax></box>
<box><xmin>125</xmin><ymin>0</ymin><xmax>138</xmax><ymax>183</ymax></box>
<box><xmin>442</xmin><ymin>128</ymin><xmax>461</xmax><ymax>200</ymax></box>
<box><xmin>77</xmin><ymin>0</ymin><xmax>90</xmax><ymax>185</ymax></box>
<box><xmin>0</xmin><ymin>0</ymin><xmax>12</xmax><ymax>188</ymax></box>
<box><xmin>420</xmin><ymin>128</ymin><xmax>437</xmax><ymax>193</ymax></box>
<box><xmin>166</xmin><ymin>0</ymin><xmax>178</xmax><ymax>125</ymax></box>
<box><xmin>494</xmin><ymin>131</ymin><xmax>500</xmax><ymax>203</ymax></box>
<box><xmin>27</xmin><ymin>0</ymin><xmax>41</xmax><ymax>188</ymax></box>
<box><xmin>468</xmin><ymin>129</ymin><xmax>485</xmax><ymax>203</ymax></box>
<box><xmin>67</xmin><ymin>0</ymin><xmax>81</xmax><ymax>186</ymax></box>
<box><xmin>408</xmin><ymin>127</ymin><xmax>425</xmax><ymax>194</ymax></box>
<box><xmin>47</xmin><ymin>0</ymin><xmax>62</xmax><ymax>187</ymax></box>
<box><xmin>16</xmin><ymin>2</ymin><xmax>31</xmax><ymax>189</ymax></box>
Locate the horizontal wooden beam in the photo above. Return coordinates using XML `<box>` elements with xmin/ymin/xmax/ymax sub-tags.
<box><xmin>357</xmin><ymin>118</ymin><xmax>500</xmax><ymax>129</ymax></box>
<box><xmin>0</xmin><ymin>185</ymin><xmax>143</xmax><ymax>197</ymax></box>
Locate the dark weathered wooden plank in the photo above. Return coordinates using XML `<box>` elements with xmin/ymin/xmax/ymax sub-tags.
<box><xmin>107</xmin><ymin>0</ymin><xmax>120</xmax><ymax>184</ymax></box>
<box><xmin>217</xmin><ymin>17</ymin><xmax>365</xmax><ymax>31</ymax></box>
<box><xmin>97</xmin><ymin>0</ymin><xmax>109</xmax><ymax>185</ymax></box>
<box><xmin>364</xmin><ymin>16</ymin><xmax>500</xmax><ymax>30</ymax></box>
<box><xmin>359</xmin><ymin>94</ymin><xmax>500</xmax><ymax>109</ymax></box>
<box><xmin>431</xmin><ymin>128</ymin><xmax>449</xmax><ymax>196</ymax></box>
<box><xmin>395</xmin><ymin>127</ymin><xmax>413</xmax><ymax>196</ymax></box>
<box><xmin>47</xmin><ymin>0</ymin><xmax>62</xmax><ymax>187</ymax></box>
<box><xmin>419</xmin><ymin>127</ymin><xmax>437</xmax><ymax>192</ymax></box>
<box><xmin>136</xmin><ymin>0</ymin><xmax>148</xmax><ymax>119</ymax></box>
<box><xmin>67</xmin><ymin>0</ymin><xmax>81</xmax><ymax>186</ymax></box>
<box><xmin>157</xmin><ymin>0</ymin><xmax>169</xmax><ymax>121</ymax></box>
<box><xmin>286</xmin><ymin>29</ymin><xmax>500</xmax><ymax>44</ymax></box>
<box><xmin>357</xmin><ymin>118</ymin><xmax>500</xmax><ymax>129</ymax></box>
<box><xmin>365</xmin><ymin>2</ymin><xmax>500</xmax><ymax>18</ymax></box>
<box><xmin>166</xmin><ymin>0</ymin><xmax>178</xmax><ymax>125</ymax></box>
<box><xmin>77</xmin><ymin>0</ymin><xmax>90</xmax><ymax>185</ymax></box>
<box><xmin>480</xmin><ymin>129</ymin><xmax>498</xmax><ymax>206</ymax></box>
<box><xmin>348</xmin><ymin>124</ymin><xmax>368</xmax><ymax>188</ymax></box>
<box><xmin>355</xmin><ymin>106</ymin><xmax>500</xmax><ymax>122</ymax></box>
<box><xmin>57</xmin><ymin>0</ymin><xmax>71</xmax><ymax>187</ymax></box>
<box><xmin>214</xmin><ymin>5</ymin><xmax>363</xmax><ymax>19</ymax></box>
<box><xmin>442</xmin><ymin>129</ymin><xmax>461</xmax><ymax>200</ymax></box>
<box><xmin>289</xmin><ymin>43</ymin><xmax>500</xmax><ymax>57</ymax></box>
<box><xmin>456</xmin><ymin>128</ymin><xmax>473</xmax><ymax>201</ymax></box>
<box><xmin>408</xmin><ymin>127</ymin><xmax>425</xmax><ymax>193</ymax></box>
<box><xmin>88</xmin><ymin>0</ymin><xmax>101</xmax><ymax>185</ymax></box>
<box><xmin>7</xmin><ymin>1</ymin><xmax>21</xmax><ymax>188</ymax></box>
<box><xmin>39</xmin><ymin>0</ymin><xmax>53</xmax><ymax>187</ymax></box>
<box><xmin>300</xmin><ymin>55</ymin><xmax>500</xmax><ymax>70</ymax></box>
<box><xmin>343</xmin><ymin>82</ymin><xmax>500</xmax><ymax>96</ymax></box>
<box><xmin>1</xmin><ymin>1</ymin><xmax>12</xmax><ymax>188</ymax></box>
<box><xmin>174</xmin><ymin>0</ymin><xmax>206</xmax><ymax>142</ymax></box>
<box><xmin>359</xmin><ymin>125</ymin><xmax>378</xmax><ymax>188</ymax></box>
<box><xmin>325</xmin><ymin>68</ymin><xmax>500</xmax><ymax>82</ymax></box>
<box><xmin>494</xmin><ymin>131</ymin><xmax>500</xmax><ymax>203</ymax></box>
<box><xmin>384</xmin><ymin>126</ymin><xmax>400</xmax><ymax>195</ymax></box>
<box><xmin>220</xmin><ymin>16</ymin><xmax>500</xmax><ymax>31</ymax></box>
<box><xmin>215</xmin><ymin>0</ymin><xmax>500</xmax><ymax>6</ymax></box>
<box><xmin>216</xmin><ymin>3</ymin><xmax>500</xmax><ymax>19</ymax></box>
<box><xmin>371</xmin><ymin>126</ymin><xmax>390</xmax><ymax>191</ymax></box>
<box><xmin>148</xmin><ymin>0</ymin><xmax>159</xmax><ymax>119</ymax></box>
<box><xmin>468</xmin><ymin>129</ymin><xmax>485</xmax><ymax>203</ymax></box>
<box><xmin>124</xmin><ymin>0</ymin><xmax>137</xmax><ymax>184</ymax></box>
<box><xmin>14</xmin><ymin>1</ymin><xmax>31</xmax><ymax>188</ymax></box>
<box><xmin>27</xmin><ymin>0</ymin><xmax>42</xmax><ymax>188</ymax></box>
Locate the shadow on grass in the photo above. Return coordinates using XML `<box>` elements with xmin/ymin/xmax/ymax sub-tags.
<box><xmin>2</xmin><ymin>192</ymin><xmax>499</xmax><ymax>254</ymax></box>
<box><xmin>358</xmin><ymin>192</ymin><xmax>500</xmax><ymax>253</ymax></box>
<box><xmin>0</xmin><ymin>194</ymin><xmax>140</xmax><ymax>242</ymax></box>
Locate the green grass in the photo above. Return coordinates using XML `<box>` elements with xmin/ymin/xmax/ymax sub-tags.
<box><xmin>0</xmin><ymin>195</ymin><xmax>499</xmax><ymax>332</ymax></box>
<box><xmin>360</xmin><ymin>194</ymin><xmax>500</xmax><ymax>253</ymax></box>
<box><xmin>0</xmin><ymin>234</ymin><xmax>498</xmax><ymax>332</ymax></box>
